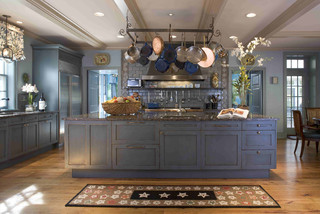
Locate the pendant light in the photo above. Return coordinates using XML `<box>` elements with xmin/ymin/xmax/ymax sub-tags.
<box><xmin>2</xmin><ymin>15</ymin><xmax>13</xmax><ymax>62</ymax></box>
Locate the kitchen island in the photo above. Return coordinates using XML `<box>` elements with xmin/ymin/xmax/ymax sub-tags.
<box><xmin>64</xmin><ymin>112</ymin><xmax>277</xmax><ymax>178</ymax></box>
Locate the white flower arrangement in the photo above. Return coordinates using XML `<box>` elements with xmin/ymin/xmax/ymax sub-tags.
<box><xmin>21</xmin><ymin>83</ymin><xmax>39</xmax><ymax>105</ymax></box>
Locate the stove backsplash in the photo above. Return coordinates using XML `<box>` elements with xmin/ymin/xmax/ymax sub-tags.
<box><xmin>121</xmin><ymin>50</ymin><xmax>229</xmax><ymax>109</ymax></box>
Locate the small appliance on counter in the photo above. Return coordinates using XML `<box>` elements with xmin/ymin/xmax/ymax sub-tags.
<box><xmin>127</xmin><ymin>78</ymin><xmax>142</xmax><ymax>88</ymax></box>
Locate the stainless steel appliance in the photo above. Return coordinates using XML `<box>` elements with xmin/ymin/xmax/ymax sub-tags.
<box><xmin>127</xmin><ymin>78</ymin><xmax>142</xmax><ymax>87</ymax></box>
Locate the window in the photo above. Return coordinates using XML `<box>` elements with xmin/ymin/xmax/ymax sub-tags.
<box><xmin>0</xmin><ymin>61</ymin><xmax>9</xmax><ymax>109</ymax></box>
<box><xmin>286</xmin><ymin>59</ymin><xmax>304</xmax><ymax>69</ymax></box>
<box><xmin>287</xmin><ymin>76</ymin><xmax>303</xmax><ymax>128</ymax></box>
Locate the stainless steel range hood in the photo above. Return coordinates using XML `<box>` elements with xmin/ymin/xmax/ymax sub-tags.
<box><xmin>141</xmin><ymin>61</ymin><xmax>206</xmax><ymax>81</ymax></box>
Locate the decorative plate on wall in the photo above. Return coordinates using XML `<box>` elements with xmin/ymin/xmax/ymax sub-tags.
<box><xmin>94</xmin><ymin>53</ymin><xmax>110</xmax><ymax>65</ymax></box>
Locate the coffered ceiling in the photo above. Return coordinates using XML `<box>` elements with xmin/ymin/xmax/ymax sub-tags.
<box><xmin>0</xmin><ymin>0</ymin><xmax>320</xmax><ymax>50</ymax></box>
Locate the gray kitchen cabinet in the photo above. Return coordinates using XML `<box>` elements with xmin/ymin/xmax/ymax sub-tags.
<box><xmin>65</xmin><ymin>122</ymin><xmax>87</xmax><ymax>167</ymax></box>
<box><xmin>88</xmin><ymin>122</ymin><xmax>111</xmax><ymax>168</ymax></box>
<box><xmin>242</xmin><ymin>150</ymin><xmax>276</xmax><ymax>169</ymax></box>
<box><xmin>112</xmin><ymin>145</ymin><xmax>159</xmax><ymax>169</ymax></box>
<box><xmin>160</xmin><ymin>130</ymin><xmax>201</xmax><ymax>169</ymax></box>
<box><xmin>38</xmin><ymin>120</ymin><xmax>51</xmax><ymax>148</ymax></box>
<box><xmin>112</xmin><ymin>121</ymin><xmax>159</xmax><ymax>145</ymax></box>
<box><xmin>50</xmin><ymin>113</ymin><xmax>58</xmax><ymax>143</ymax></box>
<box><xmin>0</xmin><ymin>127</ymin><xmax>8</xmax><ymax>162</ymax></box>
<box><xmin>201</xmin><ymin>131</ymin><xmax>241</xmax><ymax>169</ymax></box>
<box><xmin>25</xmin><ymin>122</ymin><xmax>38</xmax><ymax>152</ymax></box>
<box><xmin>8</xmin><ymin>124</ymin><xmax>24</xmax><ymax>159</ymax></box>
<box><xmin>242</xmin><ymin>131</ymin><xmax>276</xmax><ymax>150</ymax></box>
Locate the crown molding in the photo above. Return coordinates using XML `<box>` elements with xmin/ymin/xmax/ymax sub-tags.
<box><xmin>272</xmin><ymin>31</ymin><xmax>320</xmax><ymax>38</ymax></box>
<box><xmin>24</xmin><ymin>0</ymin><xmax>106</xmax><ymax>48</ymax></box>
<box><xmin>247</xmin><ymin>0</ymin><xmax>320</xmax><ymax>42</ymax></box>
<box><xmin>124</xmin><ymin>0</ymin><xmax>153</xmax><ymax>41</ymax></box>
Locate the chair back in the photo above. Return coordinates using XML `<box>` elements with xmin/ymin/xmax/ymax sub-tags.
<box><xmin>293</xmin><ymin>110</ymin><xmax>304</xmax><ymax>138</ymax></box>
<box><xmin>306</xmin><ymin>108</ymin><xmax>320</xmax><ymax>125</ymax></box>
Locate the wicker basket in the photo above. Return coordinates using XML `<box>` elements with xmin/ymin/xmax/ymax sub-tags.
<box><xmin>102</xmin><ymin>102</ymin><xmax>141</xmax><ymax>115</ymax></box>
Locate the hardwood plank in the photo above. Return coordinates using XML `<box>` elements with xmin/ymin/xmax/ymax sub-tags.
<box><xmin>0</xmin><ymin>139</ymin><xmax>320</xmax><ymax>213</ymax></box>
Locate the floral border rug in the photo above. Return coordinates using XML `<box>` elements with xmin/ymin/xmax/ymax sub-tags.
<box><xmin>66</xmin><ymin>184</ymin><xmax>280</xmax><ymax>208</ymax></box>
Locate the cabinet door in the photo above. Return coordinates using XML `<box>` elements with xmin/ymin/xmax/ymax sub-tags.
<box><xmin>89</xmin><ymin>122</ymin><xmax>111</xmax><ymax>168</ymax></box>
<box><xmin>50</xmin><ymin>114</ymin><xmax>58</xmax><ymax>144</ymax></box>
<box><xmin>242</xmin><ymin>150</ymin><xmax>276</xmax><ymax>169</ymax></box>
<box><xmin>25</xmin><ymin>122</ymin><xmax>38</xmax><ymax>152</ymax></box>
<box><xmin>160</xmin><ymin>131</ymin><xmax>201</xmax><ymax>169</ymax></box>
<box><xmin>65</xmin><ymin>122</ymin><xmax>87</xmax><ymax>167</ymax></box>
<box><xmin>0</xmin><ymin>127</ymin><xmax>8</xmax><ymax>162</ymax></box>
<box><xmin>39</xmin><ymin>120</ymin><xmax>51</xmax><ymax>148</ymax></box>
<box><xmin>201</xmin><ymin>131</ymin><xmax>241</xmax><ymax>169</ymax></box>
<box><xmin>112</xmin><ymin>145</ymin><xmax>159</xmax><ymax>169</ymax></box>
<box><xmin>8</xmin><ymin>124</ymin><xmax>24</xmax><ymax>159</ymax></box>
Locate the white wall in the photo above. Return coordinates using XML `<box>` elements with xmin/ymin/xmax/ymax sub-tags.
<box><xmin>228</xmin><ymin>51</ymin><xmax>285</xmax><ymax>135</ymax></box>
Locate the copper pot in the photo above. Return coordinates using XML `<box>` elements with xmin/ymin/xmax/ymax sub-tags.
<box><xmin>152</xmin><ymin>36</ymin><xmax>164</xmax><ymax>55</ymax></box>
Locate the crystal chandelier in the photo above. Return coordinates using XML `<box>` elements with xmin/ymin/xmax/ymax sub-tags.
<box><xmin>0</xmin><ymin>15</ymin><xmax>26</xmax><ymax>62</ymax></box>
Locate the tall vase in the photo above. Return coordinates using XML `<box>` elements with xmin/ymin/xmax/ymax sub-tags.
<box><xmin>239</xmin><ymin>86</ymin><xmax>249</xmax><ymax>110</ymax></box>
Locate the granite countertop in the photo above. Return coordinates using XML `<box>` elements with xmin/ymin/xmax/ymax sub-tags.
<box><xmin>0</xmin><ymin>111</ymin><xmax>58</xmax><ymax>118</ymax></box>
<box><xmin>64</xmin><ymin>111</ymin><xmax>277</xmax><ymax>121</ymax></box>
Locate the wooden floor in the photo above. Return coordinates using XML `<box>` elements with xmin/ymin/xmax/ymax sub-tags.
<box><xmin>0</xmin><ymin>139</ymin><xmax>320</xmax><ymax>214</ymax></box>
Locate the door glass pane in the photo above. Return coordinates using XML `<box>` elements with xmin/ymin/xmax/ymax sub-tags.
<box><xmin>287</xmin><ymin>76</ymin><xmax>291</xmax><ymax>86</ymax></box>
<box><xmin>298</xmin><ymin>60</ymin><xmax>304</xmax><ymax>69</ymax></box>
<box><xmin>298</xmin><ymin>76</ymin><xmax>302</xmax><ymax>86</ymax></box>
<box><xmin>292</xmin><ymin>76</ymin><xmax>297</xmax><ymax>86</ymax></box>
<box><xmin>287</xmin><ymin>87</ymin><xmax>291</xmax><ymax>96</ymax></box>
<box><xmin>298</xmin><ymin>87</ymin><xmax>303</xmax><ymax>96</ymax></box>
<box><xmin>287</xmin><ymin>119</ymin><xmax>292</xmax><ymax>128</ymax></box>
<box><xmin>286</xmin><ymin>75</ymin><xmax>303</xmax><ymax>129</ymax></box>
<box><xmin>286</xmin><ymin>59</ymin><xmax>291</xmax><ymax>68</ymax></box>
<box><xmin>287</xmin><ymin>97</ymin><xmax>292</xmax><ymax>108</ymax></box>
<box><xmin>292</xmin><ymin>60</ymin><xmax>298</xmax><ymax>68</ymax></box>
<box><xmin>298</xmin><ymin>97</ymin><xmax>302</xmax><ymax>108</ymax></box>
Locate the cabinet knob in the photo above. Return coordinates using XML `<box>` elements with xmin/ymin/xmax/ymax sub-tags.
<box><xmin>257</xmin><ymin>124</ymin><xmax>261</xmax><ymax>127</ymax></box>
<box><xmin>257</xmin><ymin>150</ymin><xmax>261</xmax><ymax>154</ymax></box>
<box><xmin>257</xmin><ymin>131</ymin><xmax>261</xmax><ymax>134</ymax></box>
<box><xmin>160</xmin><ymin>131</ymin><xmax>163</xmax><ymax>135</ymax></box>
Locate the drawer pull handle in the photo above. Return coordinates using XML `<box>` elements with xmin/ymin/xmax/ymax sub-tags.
<box><xmin>257</xmin><ymin>124</ymin><xmax>261</xmax><ymax>127</ymax></box>
<box><xmin>257</xmin><ymin>131</ymin><xmax>261</xmax><ymax>134</ymax></box>
<box><xmin>126</xmin><ymin>146</ymin><xmax>145</xmax><ymax>149</ymax></box>
<box><xmin>257</xmin><ymin>151</ymin><xmax>261</xmax><ymax>154</ymax></box>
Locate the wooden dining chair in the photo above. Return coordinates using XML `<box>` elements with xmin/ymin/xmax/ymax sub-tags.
<box><xmin>293</xmin><ymin>110</ymin><xmax>320</xmax><ymax>157</ymax></box>
<box><xmin>305</xmin><ymin>108</ymin><xmax>320</xmax><ymax>146</ymax></box>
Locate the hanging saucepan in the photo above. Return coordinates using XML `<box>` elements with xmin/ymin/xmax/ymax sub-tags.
<box><xmin>185</xmin><ymin>61</ymin><xmax>199</xmax><ymax>75</ymax></box>
<box><xmin>175</xmin><ymin>33</ymin><xmax>188</xmax><ymax>62</ymax></box>
<box><xmin>155</xmin><ymin>57</ymin><xmax>169</xmax><ymax>73</ymax></box>
<box><xmin>138</xmin><ymin>56</ymin><xmax>150</xmax><ymax>66</ymax></box>
<box><xmin>198</xmin><ymin>36</ymin><xmax>215</xmax><ymax>68</ymax></box>
<box><xmin>175</xmin><ymin>60</ymin><xmax>185</xmax><ymax>69</ymax></box>
<box><xmin>170</xmin><ymin>63</ymin><xmax>179</xmax><ymax>73</ymax></box>
<box><xmin>152</xmin><ymin>35</ymin><xmax>164</xmax><ymax>55</ymax></box>
<box><xmin>187</xmin><ymin>35</ymin><xmax>205</xmax><ymax>64</ymax></box>
<box><xmin>148</xmin><ymin>51</ymin><xmax>159</xmax><ymax>61</ymax></box>
<box><xmin>124</xmin><ymin>51</ymin><xmax>136</xmax><ymax>64</ymax></box>
<box><xmin>127</xmin><ymin>38</ymin><xmax>140</xmax><ymax>60</ymax></box>
<box><xmin>161</xmin><ymin>24</ymin><xmax>177</xmax><ymax>64</ymax></box>
<box><xmin>140</xmin><ymin>36</ymin><xmax>153</xmax><ymax>57</ymax></box>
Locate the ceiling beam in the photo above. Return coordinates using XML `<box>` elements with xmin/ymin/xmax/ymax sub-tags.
<box><xmin>196</xmin><ymin>0</ymin><xmax>226</xmax><ymax>41</ymax></box>
<box><xmin>23</xmin><ymin>0</ymin><xmax>106</xmax><ymax>49</ymax></box>
<box><xmin>124</xmin><ymin>0</ymin><xmax>153</xmax><ymax>41</ymax></box>
<box><xmin>272</xmin><ymin>31</ymin><xmax>320</xmax><ymax>38</ymax></box>
<box><xmin>248</xmin><ymin>0</ymin><xmax>320</xmax><ymax>42</ymax></box>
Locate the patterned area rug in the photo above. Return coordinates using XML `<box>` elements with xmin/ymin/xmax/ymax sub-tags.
<box><xmin>66</xmin><ymin>184</ymin><xmax>280</xmax><ymax>208</ymax></box>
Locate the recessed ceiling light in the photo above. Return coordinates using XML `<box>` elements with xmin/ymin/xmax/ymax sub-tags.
<box><xmin>168</xmin><ymin>13</ymin><xmax>174</xmax><ymax>16</ymax></box>
<box><xmin>16</xmin><ymin>21</ymin><xmax>23</xmax><ymax>24</ymax></box>
<box><xmin>246</xmin><ymin>13</ymin><xmax>256</xmax><ymax>18</ymax></box>
<box><xmin>171</xmin><ymin>35</ymin><xmax>177</xmax><ymax>39</ymax></box>
<box><xmin>229</xmin><ymin>36</ymin><xmax>236</xmax><ymax>39</ymax></box>
<box><xmin>94</xmin><ymin>12</ymin><xmax>104</xmax><ymax>17</ymax></box>
<box><xmin>117</xmin><ymin>35</ymin><xmax>124</xmax><ymax>38</ymax></box>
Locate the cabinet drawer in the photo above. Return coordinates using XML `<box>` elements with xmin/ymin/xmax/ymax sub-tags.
<box><xmin>112</xmin><ymin>145</ymin><xmax>159</xmax><ymax>169</ymax></box>
<box><xmin>25</xmin><ymin>114</ymin><xmax>39</xmax><ymax>122</ymax></box>
<box><xmin>202</xmin><ymin>121</ymin><xmax>241</xmax><ymax>131</ymax></box>
<box><xmin>159</xmin><ymin>122</ymin><xmax>200</xmax><ymax>131</ymax></box>
<box><xmin>8</xmin><ymin>116</ymin><xmax>25</xmax><ymax>125</ymax></box>
<box><xmin>242</xmin><ymin>131</ymin><xmax>276</xmax><ymax>149</ymax></box>
<box><xmin>0</xmin><ymin>119</ymin><xmax>8</xmax><ymax>127</ymax></box>
<box><xmin>38</xmin><ymin>113</ymin><xmax>53</xmax><ymax>121</ymax></box>
<box><xmin>241</xmin><ymin>150</ymin><xmax>276</xmax><ymax>169</ymax></box>
<box><xmin>112</xmin><ymin>121</ymin><xmax>159</xmax><ymax>145</ymax></box>
<box><xmin>242</xmin><ymin>121</ymin><xmax>276</xmax><ymax>131</ymax></box>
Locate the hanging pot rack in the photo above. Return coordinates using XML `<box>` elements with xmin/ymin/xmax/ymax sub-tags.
<box><xmin>119</xmin><ymin>16</ymin><xmax>221</xmax><ymax>45</ymax></box>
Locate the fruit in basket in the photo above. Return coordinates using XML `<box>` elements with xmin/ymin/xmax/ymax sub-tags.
<box><xmin>104</xmin><ymin>96</ymin><xmax>139</xmax><ymax>104</ymax></box>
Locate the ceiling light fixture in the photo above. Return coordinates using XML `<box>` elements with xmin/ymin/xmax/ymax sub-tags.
<box><xmin>168</xmin><ymin>13</ymin><xmax>174</xmax><ymax>16</ymax></box>
<box><xmin>94</xmin><ymin>12</ymin><xmax>104</xmax><ymax>17</ymax></box>
<box><xmin>246</xmin><ymin>13</ymin><xmax>256</xmax><ymax>18</ymax></box>
<box><xmin>16</xmin><ymin>21</ymin><xmax>23</xmax><ymax>24</ymax></box>
<box><xmin>171</xmin><ymin>35</ymin><xmax>177</xmax><ymax>39</ymax></box>
<box><xmin>117</xmin><ymin>35</ymin><xmax>124</xmax><ymax>38</ymax></box>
